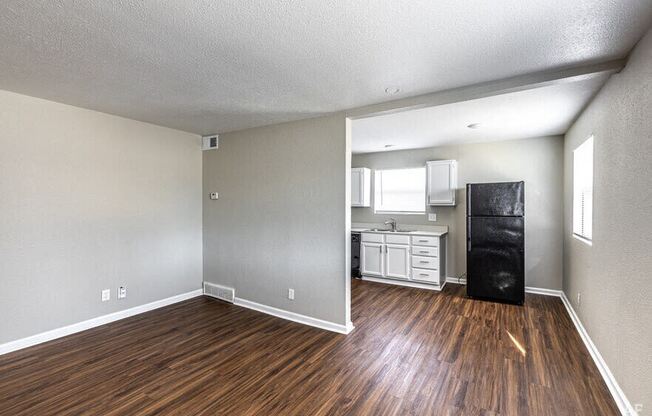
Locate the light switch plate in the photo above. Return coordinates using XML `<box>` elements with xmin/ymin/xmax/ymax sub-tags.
<box><xmin>428</xmin><ymin>213</ymin><xmax>437</xmax><ymax>222</ymax></box>
<box><xmin>209</xmin><ymin>192</ymin><xmax>219</xmax><ymax>200</ymax></box>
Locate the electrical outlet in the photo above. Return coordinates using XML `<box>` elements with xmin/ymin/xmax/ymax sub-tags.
<box><xmin>101</xmin><ymin>289</ymin><xmax>111</xmax><ymax>302</ymax></box>
<box><xmin>577</xmin><ymin>292</ymin><xmax>581</xmax><ymax>305</ymax></box>
<box><xmin>428</xmin><ymin>213</ymin><xmax>437</xmax><ymax>222</ymax></box>
<box><xmin>288</xmin><ymin>288</ymin><xmax>295</xmax><ymax>300</ymax></box>
<box><xmin>209</xmin><ymin>192</ymin><xmax>219</xmax><ymax>200</ymax></box>
<box><xmin>118</xmin><ymin>286</ymin><xmax>127</xmax><ymax>299</ymax></box>
<box><xmin>634</xmin><ymin>403</ymin><xmax>643</xmax><ymax>413</ymax></box>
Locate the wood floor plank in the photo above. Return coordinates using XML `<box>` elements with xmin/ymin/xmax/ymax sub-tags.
<box><xmin>0</xmin><ymin>280</ymin><xmax>619</xmax><ymax>415</ymax></box>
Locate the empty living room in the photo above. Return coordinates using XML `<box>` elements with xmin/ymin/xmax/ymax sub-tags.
<box><xmin>1</xmin><ymin>1</ymin><xmax>651</xmax><ymax>415</ymax></box>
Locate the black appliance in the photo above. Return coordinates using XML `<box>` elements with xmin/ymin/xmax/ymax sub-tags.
<box><xmin>351</xmin><ymin>232</ymin><xmax>361</xmax><ymax>278</ymax></box>
<box><xmin>466</xmin><ymin>182</ymin><xmax>525</xmax><ymax>304</ymax></box>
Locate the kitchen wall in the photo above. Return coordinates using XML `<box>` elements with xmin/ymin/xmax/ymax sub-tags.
<box><xmin>203</xmin><ymin>114</ymin><xmax>351</xmax><ymax>328</ymax></box>
<box><xmin>352</xmin><ymin>135</ymin><xmax>563</xmax><ymax>290</ymax></box>
<box><xmin>0</xmin><ymin>90</ymin><xmax>203</xmax><ymax>344</ymax></box>
<box><xmin>563</xmin><ymin>28</ymin><xmax>652</xmax><ymax>408</ymax></box>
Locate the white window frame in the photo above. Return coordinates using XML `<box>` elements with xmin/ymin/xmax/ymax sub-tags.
<box><xmin>572</xmin><ymin>136</ymin><xmax>594</xmax><ymax>245</ymax></box>
<box><xmin>374</xmin><ymin>167</ymin><xmax>426</xmax><ymax>215</ymax></box>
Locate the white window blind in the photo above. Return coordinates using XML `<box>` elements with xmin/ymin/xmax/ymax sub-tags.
<box><xmin>374</xmin><ymin>167</ymin><xmax>426</xmax><ymax>213</ymax></box>
<box><xmin>573</xmin><ymin>136</ymin><xmax>594</xmax><ymax>242</ymax></box>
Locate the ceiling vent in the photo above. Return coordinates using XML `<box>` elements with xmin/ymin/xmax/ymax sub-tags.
<box><xmin>203</xmin><ymin>281</ymin><xmax>234</xmax><ymax>303</ymax></box>
<box><xmin>202</xmin><ymin>135</ymin><xmax>219</xmax><ymax>151</ymax></box>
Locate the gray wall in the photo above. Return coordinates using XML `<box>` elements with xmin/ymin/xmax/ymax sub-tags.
<box><xmin>0</xmin><ymin>90</ymin><xmax>203</xmax><ymax>344</ymax></box>
<box><xmin>563</xmin><ymin>28</ymin><xmax>652</xmax><ymax>407</ymax></box>
<box><xmin>203</xmin><ymin>114</ymin><xmax>350</xmax><ymax>326</ymax></box>
<box><xmin>353</xmin><ymin>135</ymin><xmax>564</xmax><ymax>289</ymax></box>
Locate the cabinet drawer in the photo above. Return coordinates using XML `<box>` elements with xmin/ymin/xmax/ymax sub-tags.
<box><xmin>412</xmin><ymin>246</ymin><xmax>438</xmax><ymax>257</ymax></box>
<box><xmin>411</xmin><ymin>235</ymin><xmax>439</xmax><ymax>246</ymax></box>
<box><xmin>386</xmin><ymin>234</ymin><xmax>410</xmax><ymax>245</ymax></box>
<box><xmin>362</xmin><ymin>233</ymin><xmax>384</xmax><ymax>243</ymax></box>
<box><xmin>411</xmin><ymin>268</ymin><xmax>439</xmax><ymax>283</ymax></box>
<box><xmin>411</xmin><ymin>255</ymin><xmax>439</xmax><ymax>270</ymax></box>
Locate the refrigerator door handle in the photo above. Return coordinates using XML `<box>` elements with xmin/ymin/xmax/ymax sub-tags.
<box><xmin>467</xmin><ymin>217</ymin><xmax>472</xmax><ymax>252</ymax></box>
<box><xmin>467</xmin><ymin>184</ymin><xmax>472</xmax><ymax>216</ymax></box>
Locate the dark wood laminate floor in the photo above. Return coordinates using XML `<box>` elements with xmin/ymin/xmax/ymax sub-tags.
<box><xmin>0</xmin><ymin>280</ymin><xmax>618</xmax><ymax>415</ymax></box>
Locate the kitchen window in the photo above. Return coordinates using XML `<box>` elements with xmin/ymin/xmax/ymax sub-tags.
<box><xmin>573</xmin><ymin>136</ymin><xmax>594</xmax><ymax>244</ymax></box>
<box><xmin>374</xmin><ymin>167</ymin><xmax>426</xmax><ymax>214</ymax></box>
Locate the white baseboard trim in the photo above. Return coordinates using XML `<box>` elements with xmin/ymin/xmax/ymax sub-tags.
<box><xmin>0</xmin><ymin>289</ymin><xmax>203</xmax><ymax>356</ymax></box>
<box><xmin>443</xmin><ymin>279</ymin><xmax>564</xmax><ymax>298</ymax></box>
<box><xmin>1</xmin><ymin>284</ymin><xmax>634</xmax><ymax>414</ymax></box>
<box><xmin>559</xmin><ymin>292</ymin><xmax>636</xmax><ymax>416</ymax></box>
<box><xmin>233</xmin><ymin>297</ymin><xmax>354</xmax><ymax>335</ymax></box>
<box><xmin>524</xmin><ymin>286</ymin><xmax>563</xmax><ymax>297</ymax></box>
<box><xmin>361</xmin><ymin>276</ymin><xmax>444</xmax><ymax>291</ymax></box>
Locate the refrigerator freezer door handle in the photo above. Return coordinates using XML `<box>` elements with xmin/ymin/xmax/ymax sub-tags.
<box><xmin>467</xmin><ymin>218</ymin><xmax>472</xmax><ymax>252</ymax></box>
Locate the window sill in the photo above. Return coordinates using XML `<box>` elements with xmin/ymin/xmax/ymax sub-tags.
<box><xmin>572</xmin><ymin>233</ymin><xmax>593</xmax><ymax>246</ymax></box>
<box><xmin>374</xmin><ymin>211</ymin><xmax>425</xmax><ymax>216</ymax></box>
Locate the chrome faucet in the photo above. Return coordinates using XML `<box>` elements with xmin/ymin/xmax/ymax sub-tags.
<box><xmin>384</xmin><ymin>218</ymin><xmax>397</xmax><ymax>232</ymax></box>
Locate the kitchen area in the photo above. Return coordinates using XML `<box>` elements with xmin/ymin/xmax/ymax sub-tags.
<box><xmin>350</xmin><ymin>156</ymin><xmax>529</xmax><ymax>307</ymax></box>
<box><xmin>350</xmin><ymin>161</ymin><xmax>455</xmax><ymax>291</ymax></box>
<box><xmin>348</xmin><ymin>99</ymin><xmax>563</xmax><ymax>306</ymax></box>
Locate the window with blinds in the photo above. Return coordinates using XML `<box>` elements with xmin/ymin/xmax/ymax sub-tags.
<box><xmin>374</xmin><ymin>167</ymin><xmax>426</xmax><ymax>214</ymax></box>
<box><xmin>573</xmin><ymin>136</ymin><xmax>594</xmax><ymax>243</ymax></box>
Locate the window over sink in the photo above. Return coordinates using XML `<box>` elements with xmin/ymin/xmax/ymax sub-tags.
<box><xmin>374</xmin><ymin>167</ymin><xmax>426</xmax><ymax>214</ymax></box>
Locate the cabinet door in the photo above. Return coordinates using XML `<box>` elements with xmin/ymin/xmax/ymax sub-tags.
<box><xmin>427</xmin><ymin>161</ymin><xmax>457</xmax><ymax>205</ymax></box>
<box><xmin>385</xmin><ymin>244</ymin><xmax>410</xmax><ymax>280</ymax></box>
<box><xmin>361</xmin><ymin>242</ymin><xmax>383</xmax><ymax>276</ymax></box>
<box><xmin>351</xmin><ymin>169</ymin><xmax>363</xmax><ymax>206</ymax></box>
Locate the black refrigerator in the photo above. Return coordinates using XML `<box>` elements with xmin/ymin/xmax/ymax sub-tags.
<box><xmin>466</xmin><ymin>182</ymin><xmax>525</xmax><ymax>304</ymax></box>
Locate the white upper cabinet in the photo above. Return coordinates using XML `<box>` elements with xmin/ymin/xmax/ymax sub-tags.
<box><xmin>351</xmin><ymin>168</ymin><xmax>371</xmax><ymax>207</ymax></box>
<box><xmin>426</xmin><ymin>160</ymin><xmax>457</xmax><ymax>206</ymax></box>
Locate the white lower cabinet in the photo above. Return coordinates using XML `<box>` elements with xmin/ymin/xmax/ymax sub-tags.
<box><xmin>361</xmin><ymin>242</ymin><xmax>383</xmax><ymax>276</ymax></box>
<box><xmin>361</xmin><ymin>232</ymin><xmax>447</xmax><ymax>290</ymax></box>
<box><xmin>411</xmin><ymin>255</ymin><xmax>438</xmax><ymax>270</ymax></box>
<box><xmin>385</xmin><ymin>244</ymin><xmax>410</xmax><ymax>280</ymax></box>
<box><xmin>411</xmin><ymin>268</ymin><xmax>439</xmax><ymax>283</ymax></box>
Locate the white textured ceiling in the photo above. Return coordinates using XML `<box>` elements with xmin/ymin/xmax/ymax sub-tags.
<box><xmin>351</xmin><ymin>74</ymin><xmax>610</xmax><ymax>153</ymax></box>
<box><xmin>1</xmin><ymin>1</ymin><xmax>651</xmax><ymax>134</ymax></box>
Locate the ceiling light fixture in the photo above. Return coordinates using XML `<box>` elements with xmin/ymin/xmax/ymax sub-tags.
<box><xmin>384</xmin><ymin>87</ymin><xmax>400</xmax><ymax>95</ymax></box>
<box><xmin>467</xmin><ymin>123</ymin><xmax>481</xmax><ymax>129</ymax></box>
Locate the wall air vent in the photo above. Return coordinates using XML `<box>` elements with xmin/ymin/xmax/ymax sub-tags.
<box><xmin>203</xmin><ymin>281</ymin><xmax>234</xmax><ymax>303</ymax></box>
<box><xmin>202</xmin><ymin>135</ymin><xmax>219</xmax><ymax>151</ymax></box>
